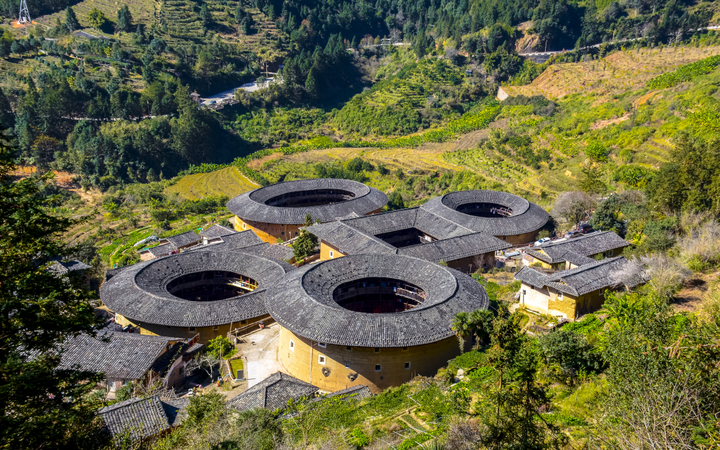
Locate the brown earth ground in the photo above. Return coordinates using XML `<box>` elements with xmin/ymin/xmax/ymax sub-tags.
<box><xmin>672</xmin><ymin>270</ymin><xmax>720</xmax><ymax>312</ymax></box>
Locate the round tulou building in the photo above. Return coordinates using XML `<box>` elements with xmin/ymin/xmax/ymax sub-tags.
<box><xmin>420</xmin><ymin>190</ymin><xmax>549</xmax><ymax>246</ymax></box>
<box><xmin>226</xmin><ymin>178</ymin><xmax>388</xmax><ymax>243</ymax></box>
<box><xmin>264</xmin><ymin>254</ymin><xmax>489</xmax><ymax>393</ymax></box>
<box><xmin>101</xmin><ymin>250</ymin><xmax>295</xmax><ymax>343</ymax></box>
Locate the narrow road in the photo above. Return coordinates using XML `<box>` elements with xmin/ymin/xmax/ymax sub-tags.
<box><xmin>520</xmin><ymin>25</ymin><xmax>720</xmax><ymax>57</ymax></box>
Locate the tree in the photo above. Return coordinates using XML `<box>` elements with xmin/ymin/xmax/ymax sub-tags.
<box><xmin>589</xmin><ymin>193</ymin><xmax>626</xmax><ymax>234</ymax></box>
<box><xmin>87</xmin><ymin>8</ymin><xmax>108</xmax><ymax>30</ymax></box>
<box><xmin>206</xmin><ymin>336</ymin><xmax>236</xmax><ymax>359</ymax></box>
<box><xmin>551</xmin><ymin>191</ymin><xmax>596</xmax><ymax>225</ymax></box>
<box><xmin>580</xmin><ymin>166</ymin><xmax>606</xmax><ymax>195</ymax></box>
<box><xmin>117</xmin><ymin>5</ymin><xmax>133</xmax><ymax>32</ymax></box>
<box><xmin>31</xmin><ymin>135</ymin><xmax>63</xmax><ymax>171</ymax></box>
<box><xmin>292</xmin><ymin>214</ymin><xmax>319</xmax><ymax>262</ymax></box>
<box><xmin>597</xmin><ymin>292</ymin><xmax>720</xmax><ymax>449</ymax></box>
<box><xmin>538</xmin><ymin>328</ymin><xmax>603</xmax><ymax>384</ymax></box>
<box><xmin>477</xmin><ymin>308</ymin><xmax>569</xmax><ymax>449</ymax></box>
<box><xmin>304</xmin><ymin>65</ymin><xmax>320</xmax><ymax>99</ymax></box>
<box><xmin>199</xmin><ymin>3</ymin><xmax>213</xmax><ymax>28</ymax></box>
<box><xmin>65</xmin><ymin>6</ymin><xmax>80</xmax><ymax>32</ymax></box>
<box><xmin>186</xmin><ymin>352</ymin><xmax>223</xmax><ymax>382</ymax></box>
<box><xmin>0</xmin><ymin>130</ymin><xmax>107</xmax><ymax>448</ymax></box>
<box><xmin>453</xmin><ymin>309</ymin><xmax>494</xmax><ymax>353</ymax></box>
<box><xmin>387</xmin><ymin>191</ymin><xmax>405</xmax><ymax>211</ymax></box>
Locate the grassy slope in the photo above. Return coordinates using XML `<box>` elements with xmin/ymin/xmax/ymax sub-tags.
<box><xmin>32</xmin><ymin>0</ymin><xmax>286</xmax><ymax>54</ymax></box>
<box><xmin>188</xmin><ymin>41</ymin><xmax>720</xmax><ymax>209</ymax></box>
<box><xmin>165</xmin><ymin>166</ymin><xmax>259</xmax><ymax>200</ymax></box>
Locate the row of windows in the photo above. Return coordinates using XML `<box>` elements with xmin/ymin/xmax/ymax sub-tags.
<box><xmin>316</xmin><ymin>354</ymin><xmax>411</xmax><ymax>371</ymax></box>
<box><xmin>289</xmin><ymin>340</ymin><xmax>408</xmax><ymax>352</ymax></box>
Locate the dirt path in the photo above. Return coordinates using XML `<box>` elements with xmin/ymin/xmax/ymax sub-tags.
<box><xmin>673</xmin><ymin>271</ymin><xmax>719</xmax><ymax>312</ymax></box>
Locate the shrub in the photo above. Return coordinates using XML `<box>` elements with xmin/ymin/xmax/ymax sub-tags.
<box><xmin>585</xmin><ymin>140</ymin><xmax>609</xmax><ymax>162</ymax></box>
<box><xmin>647</xmin><ymin>55</ymin><xmax>720</xmax><ymax>89</ymax></box>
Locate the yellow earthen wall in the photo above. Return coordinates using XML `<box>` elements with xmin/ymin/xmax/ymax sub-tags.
<box><xmin>235</xmin><ymin>208</ymin><xmax>383</xmax><ymax>244</ymax></box>
<box><xmin>519</xmin><ymin>283</ymin><xmax>550</xmax><ymax>313</ymax></box>
<box><xmin>112</xmin><ymin>314</ymin><xmax>259</xmax><ymax>344</ymax></box>
<box><xmin>278</xmin><ymin>327</ymin><xmax>465</xmax><ymax>394</ymax></box>
<box><xmin>320</xmin><ymin>241</ymin><xmax>346</xmax><ymax>261</ymax></box>
<box><xmin>234</xmin><ymin>217</ymin><xmax>301</xmax><ymax>244</ymax></box>
<box><xmin>501</xmin><ymin>230</ymin><xmax>539</xmax><ymax>246</ymax></box>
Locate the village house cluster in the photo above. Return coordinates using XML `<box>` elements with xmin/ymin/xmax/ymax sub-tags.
<box><xmin>62</xmin><ymin>178</ymin><xmax>636</xmax><ymax>442</ymax></box>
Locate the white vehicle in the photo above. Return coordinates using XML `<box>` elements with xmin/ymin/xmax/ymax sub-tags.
<box><xmin>533</xmin><ymin>237</ymin><xmax>551</xmax><ymax>247</ymax></box>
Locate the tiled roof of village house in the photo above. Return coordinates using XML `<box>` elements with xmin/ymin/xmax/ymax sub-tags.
<box><xmin>101</xmin><ymin>250</ymin><xmax>295</xmax><ymax>328</ymax></box>
<box><xmin>58</xmin><ymin>332</ymin><xmax>178</xmax><ymax>380</ymax></box>
<box><xmin>141</xmin><ymin>231</ymin><xmax>202</xmax><ymax>257</ymax></box>
<box><xmin>397</xmin><ymin>232</ymin><xmax>511</xmax><ymax>262</ymax></box>
<box><xmin>165</xmin><ymin>230</ymin><xmax>201</xmax><ymax>248</ymax></box>
<box><xmin>420</xmin><ymin>190</ymin><xmax>549</xmax><ymax>236</ymax></box>
<box><xmin>200</xmin><ymin>224</ymin><xmax>236</xmax><ymax>239</ymax></box>
<box><xmin>188</xmin><ymin>230</ymin><xmax>294</xmax><ymax>261</ymax></box>
<box><xmin>99</xmin><ymin>395</ymin><xmax>188</xmax><ymax>442</ymax></box>
<box><xmin>306</xmin><ymin>207</ymin><xmax>511</xmax><ymax>262</ymax></box>
<box><xmin>514</xmin><ymin>256</ymin><xmax>629</xmax><ymax>296</ymax></box>
<box><xmin>264</xmin><ymin>254</ymin><xmax>489</xmax><ymax>348</ymax></box>
<box><xmin>341</xmin><ymin>207</ymin><xmax>474</xmax><ymax>239</ymax></box>
<box><xmin>226</xmin><ymin>178</ymin><xmax>388</xmax><ymax>225</ymax></box>
<box><xmin>306</xmin><ymin>221</ymin><xmax>396</xmax><ymax>255</ymax></box>
<box><xmin>48</xmin><ymin>259</ymin><xmax>92</xmax><ymax>275</ymax></box>
<box><xmin>321</xmin><ymin>384</ymin><xmax>372</xmax><ymax>401</ymax></box>
<box><xmin>523</xmin><ymin>231</ymin><xmax>630</xmax><ymax>264</ymax></box>
<box><xmin>226</xmin><ymin>372</ymin><xmax>319</xmax><ymax>412</ymax></box>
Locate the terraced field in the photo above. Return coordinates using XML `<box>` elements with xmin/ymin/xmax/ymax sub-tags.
<box><xmin>285</xmin><ymin>146</ymin><xmax>465</xmax><ymax>173</ymax></box>
<box><xmin>166</xmin><ymin>166</ymin><xmax>259</xmax><ymax>200</ymax></box>
<box><xmin>503</xmin><ymin>44</ymin><xmax>720</xmax><ymax>99</ymax></box>
<box><xmin>35</xmin><ymin>0</ymin><xmax>156</xmax><ymax>31</ymax></box>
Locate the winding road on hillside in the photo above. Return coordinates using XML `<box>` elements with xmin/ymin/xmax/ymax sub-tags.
<box><xmin>520</xmin><ymin>24</ymin><xmax>720</xmax><ymax>59</ymax></box>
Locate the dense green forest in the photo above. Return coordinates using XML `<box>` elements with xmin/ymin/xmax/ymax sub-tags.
<box><xmin>1</xmin><ymin>0</ymin><xmax>717</xmax><ymax>189</ymax></box>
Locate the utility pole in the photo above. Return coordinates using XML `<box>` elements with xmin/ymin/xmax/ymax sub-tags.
<box><xmin>18</xmin><ymin>0</ymin><xmax>31</xmax><ymax>25</ymax></box>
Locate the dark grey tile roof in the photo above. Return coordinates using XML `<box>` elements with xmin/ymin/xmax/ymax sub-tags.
<box><xmin>264</xmin><ymin>254</ymin><xmax>489</xmax><ymax>347</ymax></box>
<box><xmin>527</xmin><ymin>231</ymin><xmax>630</xmax><ymax>264</ymax></box>
<box><xmin>515</xmin><ymin>257</ymin><xmax>628</xmax><ymax>296</ymax></box>
<box><xmin>200</xmin><ymin>224</ymin><xmax>237</xmax><ymax>239</ymax></box>
<box><xmin>59</xmin><ymin>332</ymin><xmax>177</xmax><ymax>380</ymax></box>
<box><xmin>397</xmin><ymin>232</ymin><xmax>511</xmax><ymax>262</ymax></box>
<box><xmin>146</xmin><ymin>243</ymin><xmax>173</xmax><ymax>257</ymax></box>
<box><xmin>49</xmin><ymin>259</ymin><xmax>92</xmax><ymax>275</ymax></box>
<box><xmin>105</xmin><ymin>266</ymin><xmax>128</xmax><ymax>281</ymax></box>
<box><xmin>322</xmin><ymin>385</ymin><xmax>372</xmax><ymax>400</ymax></box>
<box><xmin>562</xmin><ymin>251</ymin><xmax>597</xmax><ymax>266</ymax></box>
<box><xmin>307</xmin><ymin>222</ymin><xmax>395</xmax><ymax>255</ymax></box>
<box><xmin>342</xmin><ymin>208</ymin><xmax>420</xmax><ymax>236</ymax></box>
<box><xmin>99</xmin><ymin>395</ymin><xmax>187</xmax><ymax>442</ymax></box>
<box><xmin>243</xmin><ymin>243</ymin><xmax>295</xmax><ymax>262</ymax></box>
<box><xmin>207</xmin><ymin>230</ymin><xmax>265</xmax><ymax>250</ymax></box>
<box><xmin>420</xmin><ymin>190</ymin><xmax>549</xmax><ymax>236</ymax></box>
<box><xmin>161</xmin><ymin>397</ymin><xmax>189</xmax><ymax>427</ymax></box>
<box><xmin>308</xmin><ymin>210</ymin><xmax>510</xmax><ymax>263</ymax></box>
<box><xmin>226</xmin><ymin>372</ymin><xmax>319</xmax><ymax>412</ymax></box>
<box><xmin>165</xmin><ymin>231</ymin><xmax>200</xmax><ymax>248</ymax></box>
<box><xmin>227</xmin><ymin>179</ymin><xmax>388</xmax><ymax>225</ymax></box>
<box><xmin>100</xmin><ymin>250</ymin><xmax>295</xmax><ymax>328</ymax></box>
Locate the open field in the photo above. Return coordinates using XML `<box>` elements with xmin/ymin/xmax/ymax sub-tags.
<box><xmin>166</xmin><ymin>166</ymin><xmax>259</xmax><ymax>200</ymax></box>
<box><xmin>503</xmin><ymin>44</ymin><xmax>720</xmax><ymax>99</ymax></box>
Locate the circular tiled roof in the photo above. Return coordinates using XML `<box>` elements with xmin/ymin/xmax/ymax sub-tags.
<box><xmin>420</xmin><ymin>190</ymin><xmax>549</xmax><ymax>236</ymax></box>
<box><xmin>226</xmin><ymin>179</ymin><xmax>388</xmax><ymax>225</ymax></box>
<box><xmin>264</xmin><ymin>254</ymin><xmax>489</xmax><ymax>347</ymax></box>
<box><xmin>101</xmin><ymin>251</ymin><xmax>294</xmax><ymax>327</ymax></box>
